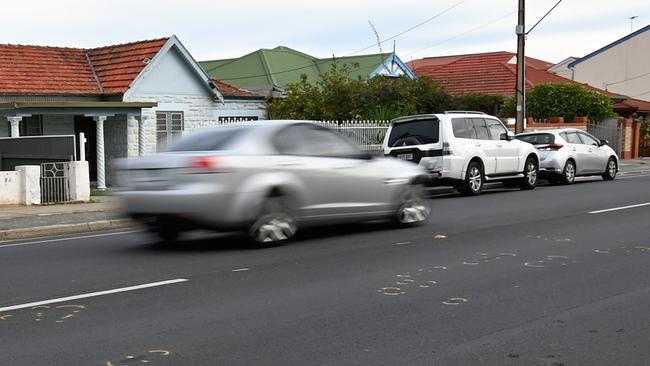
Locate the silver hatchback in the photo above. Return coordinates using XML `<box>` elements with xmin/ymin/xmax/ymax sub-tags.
<box><xmin>116</xmin><ymin>121</ymin><xmax>430</xmax><ymax>245</ymax></box>
<box><xmin>515</xmin><ymin>128</ymin><xmax>618</xmax><ymax>184</ymax></box>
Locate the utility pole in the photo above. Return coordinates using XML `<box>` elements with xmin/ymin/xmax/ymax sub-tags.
<box><xmin>515</xmin><ymin>0</ymin><xmax>526</xmax><ymax>134</ymax></box>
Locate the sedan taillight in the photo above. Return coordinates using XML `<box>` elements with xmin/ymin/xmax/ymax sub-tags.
<box><xmin>537</xmin><ymin>143</ymin><xmax>564</xmax><ymax>151</ymax></box>
<box><xmin>188</xmin><ymin>156</ymin><xmax>228</xmax><ymax>173</ymax></box>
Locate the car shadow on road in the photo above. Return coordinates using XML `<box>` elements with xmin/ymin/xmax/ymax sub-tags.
<box><xmin>129</xmin><ymin>221</ymin><xmax>401</xmax><ymax>253</ymax></box>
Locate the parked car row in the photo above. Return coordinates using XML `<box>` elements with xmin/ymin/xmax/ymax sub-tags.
<box><xmin>383</xmin><ymin>111</ymin><xmax>618</xmax><ymax>193</ymax></box>
<box><xmin>116</xmin><ymin>114</ymin><xmax>618</xmax><ymax>246</ymax></box>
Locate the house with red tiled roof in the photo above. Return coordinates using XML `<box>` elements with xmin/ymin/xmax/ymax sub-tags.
<box><xmin>0</xmin><ymin>35</ymin><xmax>266</xmax><ymax>188</ymax></box>
<box><xmin>407</xmin><ymin>51</ymin><xmax>649</xmax><ymax>118</ymax></box>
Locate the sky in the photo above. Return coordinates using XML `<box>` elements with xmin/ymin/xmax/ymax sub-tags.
<box><xmin>3</xmin><ymin>0</ymin><xmax>649</xmax><ymax>64</ymax></box>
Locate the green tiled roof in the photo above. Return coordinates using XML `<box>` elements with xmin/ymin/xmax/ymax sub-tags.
<box><xmin>200</xmin><ymin>46</ymin><xmax>405</xmax><ymax>93</ymax></box>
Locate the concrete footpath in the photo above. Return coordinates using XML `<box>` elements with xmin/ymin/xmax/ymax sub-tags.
<box><xmin>1</xmin><ymin>158</ymin><xmax>648</xmax><ymax>241</ymax></box>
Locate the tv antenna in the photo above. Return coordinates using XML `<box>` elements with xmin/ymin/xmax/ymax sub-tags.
<box><xmin>629</xmin><ymin>16</ymin><xmax>639</xmax><ymax>33</ymax></box>
<box><xmin>368</xmin><ymin>20</ymin><xmax>383</xmax><ymax>53</ymax></box>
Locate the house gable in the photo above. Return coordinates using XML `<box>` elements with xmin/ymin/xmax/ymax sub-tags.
<box><xmin>126</xmin><ymin>36</ymin><xmax>222</xmax><ymax>101</ymax></box>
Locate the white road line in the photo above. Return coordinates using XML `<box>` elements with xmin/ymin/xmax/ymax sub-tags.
<box><xmin>589</xmin><ymin>202</ymin><xmax>650</xmax><ymax>214</ymax></box>
<box><xmin>0</xmin><ymin>278</ymin><xmax>188</xmax><ymax>312</ymax></box>
<box><xmin>0</xmin><ymin>230</ymin><xmax>142</xmax><ymax>249</ymax></box>
<box><xmin>231</xmin><ymin>268</ymin><xmax>250</xmax><ymax>272</ymax></box>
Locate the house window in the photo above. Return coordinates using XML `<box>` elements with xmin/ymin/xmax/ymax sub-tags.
<box><xmin>156</xmin><ymin>112</ymin><xmax>184</xmax><ymax>151</ymax></box>
<box><xmin>6</xmin><ymin>115</ymin><xmax>43</xmax><ymax>136</ymax></box>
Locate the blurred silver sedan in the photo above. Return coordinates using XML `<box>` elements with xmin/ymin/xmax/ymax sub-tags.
<box><xmin>515</xmin><ymin>128</ymin><xmax>618</xmax><ymax>184</ymax></box>
<box><xmin>116</xmin><ymin>121</ymin><xmax>430</xmax><ymax>245</ymax></box>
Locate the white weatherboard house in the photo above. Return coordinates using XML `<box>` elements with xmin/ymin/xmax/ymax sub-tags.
<box><xmin>0</xmin><ymin>35</ymin><xmax>266</xmax><ymax>188</ymax></box>
<box><xmin>568</xmin><ymin>23</ymin><xmax>650</xmax><ymax>102</ymax></box>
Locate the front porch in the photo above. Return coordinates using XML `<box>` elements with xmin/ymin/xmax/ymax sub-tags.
<box><xmin>0</xmin><ymin>101</ymin><xmax>157</xmax><ymax>189</ymax></box>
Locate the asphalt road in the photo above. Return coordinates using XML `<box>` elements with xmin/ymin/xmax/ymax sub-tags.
<box><xmin>1</xmin><ymin>175</ymin><xmax>649</xmax><ymax>366</ymax></box>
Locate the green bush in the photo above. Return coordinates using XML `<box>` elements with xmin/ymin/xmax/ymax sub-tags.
<box><xmin>267</xmin><ymin>60</ymin><xmax>453</xmax><ymax>121</ymax></box>
<box><xmin>526</xmin><ymin>83</ymin><xmax>616</xmax><ymax>122</ymax></box>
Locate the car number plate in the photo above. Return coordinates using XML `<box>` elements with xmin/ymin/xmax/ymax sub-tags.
<box><xmin>397</xmin><ymin>153</ymin><xmax>413</xmax><ymax>160</ymax></box>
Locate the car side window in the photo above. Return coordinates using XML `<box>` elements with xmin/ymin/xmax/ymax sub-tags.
<box><xmin>452</xmin><ymin>118</ymin><xmax>476</xmax><ymax>139</ymax></box>
<box><xmin>578</xmin><ymin>132</ymin><xmax>599</xmax><ymax>146</ymax></box>
<box><xmin>563</xmin><ymin>132</ymin><xmax>582</xmax><ymax>144</ymax></box>
<box><xmin>486</xmin><ymin>119</ymin><xmax>507</xmax><ymax>140</ymax></box>
<box><xmin>470</xmin><ymin>118</ymin><xmax>490</xmax><ymax>140</ymax></box>
<box><xmin>273</xmin><ymin>124</ymin><xmax>363</xmax><ymax>158</ymax></box>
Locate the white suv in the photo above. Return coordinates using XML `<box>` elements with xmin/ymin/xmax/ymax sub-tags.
<box><xmin>383</xmin><ymin>112</ymin><xmax>540</xmax><ymax>195</ymax></box>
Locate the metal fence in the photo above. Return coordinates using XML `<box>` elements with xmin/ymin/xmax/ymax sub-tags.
<box><xmin>315</xmin><ymin>120</ymin><xmax>390</xmax><ymax>153</ymax></box>
<box><xmin>40</xmin><ymin>162</ymin><xmax>72</xmax><ymax>204</ymax></box>
<box><xmin>217</xmin><ymin>119</ymin><xmax>390</xmax><ymax>153</ymax></box>
<box><xmin>587</xmin><ymin>118</ymin><xmax>622</xmax><ymax>157</ymax></box>
<box><xmin>641</xmin><ymin>138</ymin><xmax>650</xmax><ymax>157</ymax></box>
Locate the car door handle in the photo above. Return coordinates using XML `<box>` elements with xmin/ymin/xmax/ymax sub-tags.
<box><xmin>588</xmin><ymin>149</ymin><xmax>593</xmax><ymax>153</ymax></box>
<box><xmin>496</xmin><ymin>143</ymin><xmax>503</xmax><ymax>147</ymax></box>
<box><xmin>475</xmin><ymin>143</ymin><xmax>482</xmax><ymax>147</ymax></box>
<box><xmin>572</xmin><ymin>147</ymin><xmax>577</xmax><ymax>151</ymax></box>
<box><xmin>277</xmin><ymin>161</ymin><xmax>300</xmax><ymax>166</ymax></box>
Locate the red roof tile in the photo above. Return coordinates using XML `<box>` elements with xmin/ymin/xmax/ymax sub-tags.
<box><xmin>0</xmin><ymin>38</ymin><xmax>168</xmax><ymax>95</ymax></box>
<box><xmin>213</xmin><ymin>79</ymin><xmax>263</xmax><ymax>98</ymax></box>
<box><xmin>87</xmin><ymin>38</ymin><xmax>168</xmax><ymax>94</ymax></box>
<box><xmin>409</xmin><ymin>51</ymin><xmax>576</xmax><ymax>96</ymax></box>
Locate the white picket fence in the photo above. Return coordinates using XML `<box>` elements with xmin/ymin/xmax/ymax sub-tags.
<box><xmin>217</xmin><ymin>119</ymin><xmax>390</xmax><ymax>152</ymax></box>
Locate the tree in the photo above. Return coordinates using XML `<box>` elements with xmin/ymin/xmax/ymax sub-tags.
<box><xmin>267</xmin><ymin>60</ymin><xmax>453</xmax><ymax>121</ymax></box>
<box><xmin>525</xmin><ymin>83</ymin><xmax>616</xmax><ymax>122</ymax></box>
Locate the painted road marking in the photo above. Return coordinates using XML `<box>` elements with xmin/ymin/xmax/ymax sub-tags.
<box><xmin>232</xmin><ymin>268</ymin><xmax>250</xmax><ymax>272</ymax></box>
<box><xmin>588</xmin><ymin>202</ymin><xmax>650</xmax><ymax>214</ymax></box>
<box><xmin>0</xmin><ymin>279</ymin><xmax>188</xmax><ymax>312</ymax></box>
<box><xmin>0</xmin><ymin>230</ymin><xmax>142</xmax><ymax>248</ymax></box>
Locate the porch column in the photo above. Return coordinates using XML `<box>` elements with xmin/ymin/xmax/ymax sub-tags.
<box><xmin>139</xmin><ymin>115</ymin><xmax>150</xmax><ymax>156</ymax></box>
<box><xmin>94</xmin><ymin>115</ymin><xmax>107</xmax><ymax>190</ymax></box>
<box><xmin>7</xmin><ymin>116</ymin><xmax>22</xmax><ymax>137</ymax></box>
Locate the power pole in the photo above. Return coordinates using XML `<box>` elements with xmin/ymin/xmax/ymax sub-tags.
<box><xmin>515</xmin><ymin>0</ymin><xmax>526</xmax><ymax>134</ymax></box>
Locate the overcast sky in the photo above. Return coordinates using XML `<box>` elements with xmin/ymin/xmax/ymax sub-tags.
<box><xmin>3</xmin><ymin>0</ymin><xmax>649</xmax><ymax>64</ymax></box>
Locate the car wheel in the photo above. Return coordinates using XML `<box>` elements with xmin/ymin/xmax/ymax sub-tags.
<box><xmin>394</xmin><ymin>183</ymin><xmax>430</xmax><ymax>226</ymax></box>
<box><xmin>463</xmin><ymin>161</ymin><xmax>484</xmax><ymax>196</ymax></box>
<box><xmin>249</xmin><ymin>195</ymin><xmax>297</xmax><ymax>246</ymax></box>
<box><xmin>154</xmin><ymin>225</ymin><xmax>179</xmax><ymax>244</ymax></box>
<box><xmin>560</xmin><ymin>160</ymin><xmax>576</xmax><ymax>185</ymax></box>
<box><xmin>519</xmin><ymin>156</ymin><xmax>538</xmax><ymax>190</ymax></box>
<box><xmin>602</xmin><ymin>157</ymin><xmax>617</xmax><ymax>181</ymax></box>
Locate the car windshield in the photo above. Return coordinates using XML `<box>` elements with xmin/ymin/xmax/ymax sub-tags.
<box><xmin>388</xmin><ymin>119</ymin><xmax>439</xmax><ymax>147</ymax></box>
<box><xmin>516</xmin><ymin>133</ymin><xmax>555</xmax><ymax>145</ymax></box>
<box><xmin>165</xmin><ymin>127</ymin><xmax>250</xmax><ymax>152</ymax></box>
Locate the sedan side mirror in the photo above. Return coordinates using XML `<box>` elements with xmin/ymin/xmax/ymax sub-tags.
<box><xmin>599</xmin><ymin>139</ymin><xmax>609</xmax><ymax>146</ymax></box>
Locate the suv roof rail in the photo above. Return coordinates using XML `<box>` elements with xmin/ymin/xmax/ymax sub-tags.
<box><xmin>444</xmin><ymin>110</ymin><xmax>487</xmax><ymax>115</ymax></box>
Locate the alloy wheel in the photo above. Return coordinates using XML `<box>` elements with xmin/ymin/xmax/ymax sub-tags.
<box><xmin>250</xmin><ymin>197</ymin><xmax>296</xmax><ymax>244</ymax></box>
<box><xmin>397</xmin><ymin>185</ymin><xmax>430</xmax><ymax>224</ymax></box>
<box><xmin>469</xmin><ymin>167</ymin><xmax>482</xmax><ymax>192</ymax></box>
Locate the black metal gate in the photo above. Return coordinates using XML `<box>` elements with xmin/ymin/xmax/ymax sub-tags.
<box><xmin>587</xmin><ymin>119</ymin><xmax>622</xmax><ymax>156</ymax></box>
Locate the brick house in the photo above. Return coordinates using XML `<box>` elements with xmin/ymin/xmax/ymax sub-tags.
<box><xmin>0</xmin><ymin>35</ymin><xmax>266</xmax><ymax>188</ymax></box>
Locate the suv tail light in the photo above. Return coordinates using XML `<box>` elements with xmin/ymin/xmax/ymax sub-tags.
<box><xmin>537</xmin><ymin>143</ymin><xmax>564</xmax><ymax>151</ymax></box>
<box><xmin>442</xmin><ymin>142</ymin><xmax>453</xmax><ymax>155</ymax></box>
<box><xmin>188</xmin><ymin>156</ymin><xmax>229</xmax><ymax>173</ymax></box>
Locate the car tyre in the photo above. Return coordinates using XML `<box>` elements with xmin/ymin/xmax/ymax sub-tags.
<box><xmin>154</xmin><ymin>224</ymin><xmax>179</xmax><ymax>245</ymax></box>
<box><xmin>519</xmin><ymin>156</ymin><xmax>538</xmax><ymax>190</ymax></box>
<box><xmin>463</xmin><ymin>161</ymin><xmax>484</xmax><ymax>196</ymax></box>
<box><xmin>394</xmin><ymin>183</ymin><xmax>430</xmax><ymax>227</ymax></box>
<box><xmin>560</xmin><ymin>160</ymin><xmax>576</xmax><ymax>185</ymax></box>
<box><xmin>602</xmin><ymin>157</ymin><xmax>617</xmax><ymax>181</ymax></box>
<box><xmin>249</xmin><ymin>195</ymin><xmax>297</xmax><ymax>246</ymax></box>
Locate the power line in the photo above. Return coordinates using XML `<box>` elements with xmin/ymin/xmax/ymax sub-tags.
<box><xmin>406</xmin><ymin>10</ymin><xmax>516</xmax><ymax>58</ymax></box>
<box><xmin>526</xmin><ymin>0</ymin><xmax>563</xmax><ymax>35</ymax></box>
<box><xmin>348</xmin><ymin>0</ymin><xmax>468</xmax><ymax>56</ymax></box>
<box><xmin>216</xmin><ymin>1</ymin><xmax>468</xmax><ymax>82</ymax></box>
<box><xmin>605</xmin><ymin>71</ymin><xmax>650</xmax><ymax>88</ymax></box>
